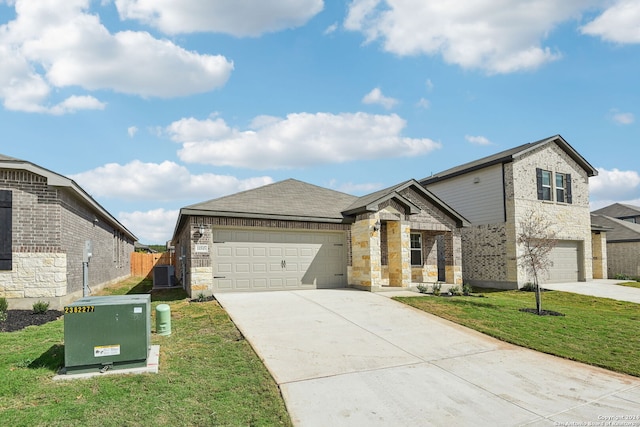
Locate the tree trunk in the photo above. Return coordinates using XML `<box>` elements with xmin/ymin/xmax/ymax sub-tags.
<box><xmin>534</xmin><ymin>277</ymin><xmax>542</xmax><ymax>315</ymax></box>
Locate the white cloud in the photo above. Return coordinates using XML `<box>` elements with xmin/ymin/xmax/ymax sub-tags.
<box><xmin>362</xmin><ymin>87</ymin><xmax>398</xmax><ymax>109</ymax></box>
<box><xmin>115</xmin><ymin>0</ymin><xmax>324</xmax><ymax>37</ymax></box>
<box><xmin>324</xmin><ymin>22</ymin><xmax>338</xmax><ymax>35</ymax></box>
<box><xmin>611</xmin><ymin>111</ymin><xmax>635</xmax><ymax>125</ymax></box>
<box><xmin>0</xmin><ymin>0</ymin><xmax>233</xmax><ymax>113</ymax></box>
<box><xmin>119</xmin><ymin>208</ymin><xmax>178</xmax><ymax>244</ymax></box>
<box><xmin>416</xmin><ymin>98</ymin><xmax>430</xmax><ymax>108</ymax></box>
<box><xmin>168</xmin><ymin>112</ymin><xmax>442</xmax><ymax>169</ymax></box>
<box><xmin>581</xmin><ymin>0</ymin><xmax>640</xmax><ymax>43</ymax></box>
<box><xmin>589</xmin><ymin>167</ymin><xmax>640</xmax><ymax>201</ymax></box>
<box><xmin>344</xmin><ymin>0</ymin><xmax>600</xmax><ymax>73</ymax></box>
<box><xmin>425</xmin><ymin>79</ymin><xmax>434</xmax><ymax>92</ymax></box>
<box><xmin>128</xmin><ymin>126</ymin><xmax>138</xmax><ymax>137</ymax></box>
<box><xmin>69</xmin><ymin>160</ymin><xmax>273</xmax><ymax>201</ymax></box>
<box><xmin>465</xmin><ymin>135</ymin><xmax>492</xmax><ymax>145</ymax></box>
<box><xmin>49</xmin><ymin>95</ymin><xmax>106</xmax><ymax>115</ymax></box>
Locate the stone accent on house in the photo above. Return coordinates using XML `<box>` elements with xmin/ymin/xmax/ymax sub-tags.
<box><xmin>349</xmin><ymin>217</ymin><xmax>382</xmax><ymax>289</ymax></box>
<box><xmin>0</xmin><ymin>252</ymin><xmax>67</xmax><ymax>298</ymax></box>
<box><xmin>386</xmin><ymin>220</ymin><xmax>411</xmax><ymax>287</ymax></box>
<box><xmin>607</xmin><ymin>241</ymin><xmax>640</xmax><ymax>278</ymax></box>
<box><xmin>591</xmin><ymin>231</ymin><xmax>607</xmax><ymax>279</ymax></box>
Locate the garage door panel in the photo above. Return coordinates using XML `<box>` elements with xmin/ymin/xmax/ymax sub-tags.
<box><xmin>213</xmin><ymin>229</ymin><xmax>347</xmax><ymax>292</ymax></box>
<box><xmin>544</xmin><ymin>241</ymin><xmax>579</xmax><ymax>283</ymax></box>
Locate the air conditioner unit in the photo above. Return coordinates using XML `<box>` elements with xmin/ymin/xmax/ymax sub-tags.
<box><xmin>153</xmin><ymin>264</ymin><xmax>175</xmax><ymax>287</ymax></box>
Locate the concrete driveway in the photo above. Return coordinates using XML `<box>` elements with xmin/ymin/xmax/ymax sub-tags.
<box><xmin>543</xmin><ymin>279</ymin><xmax>640</xmax><ymax>304</ymax></box>
<box><xmin>215</xmin><ymin>289</ymin><xmax>640</xmax><ymax>426</ymax></box>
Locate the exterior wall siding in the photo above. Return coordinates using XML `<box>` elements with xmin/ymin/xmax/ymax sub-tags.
<box><xmin>607</xmin><ymin>241</ymin><xmax>640</xmax><ymax>278</ymax></box>
<box><xmin>426</xmin><ymin>163</ymin><xmax>505</xmax><ymax>224</ymax></box>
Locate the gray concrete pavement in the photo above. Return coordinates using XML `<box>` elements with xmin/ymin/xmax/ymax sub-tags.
<box><xmin>215</xmin><ymin>289</ymin><xmax>640</xmax><ymax>426</ymax></box>
<box><xmin>542</xmin><ymin>279</ymin><xmax>640</xmax><ymax>304</ymax></box>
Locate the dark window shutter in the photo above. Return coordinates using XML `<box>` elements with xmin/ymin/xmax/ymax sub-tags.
<box><xmin>0</xmin><ymin>190</ymin><xmax>12</xmax><ymax>270</ymax></box>
<box><xmin>535</xmin><ymin>168</ymin><xmax>543</xmax><ymax>200</ymax></box>
<box><xmin>566</xmin><ymin>174</ymin><xmax>572</xmax><ymax>204</ymax></box>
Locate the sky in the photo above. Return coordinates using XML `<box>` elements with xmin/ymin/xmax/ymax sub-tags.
<box><xmin>1</xmin><ymin>0</ymin><xmax>639</xmax><ymax>244</ymax></box>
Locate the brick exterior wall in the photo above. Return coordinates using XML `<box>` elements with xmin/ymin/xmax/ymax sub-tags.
<box><xmin>0</xmin><ymin>168</ymin><xmax>133</xmax><ymax>309</ymax></box>
<box><xmin>607</xmin><ymin>241</ymin><xmax>640</xmax><ymax>278</ymax></box>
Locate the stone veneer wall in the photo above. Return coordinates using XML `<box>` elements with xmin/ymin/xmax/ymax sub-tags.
<box><xmin>507</xmin><ymin>142</ymin><xmax>593</xmax><ymax>286</ymax></box>
<box><xmin>606</xmin><ymin>241</ymin><xmax>640</xmax><ymax>278</ymax></box>
<box><xmin>591</xmin><ymin>232</ymin><xmax>607</xmax><ymax>279</ymax></box>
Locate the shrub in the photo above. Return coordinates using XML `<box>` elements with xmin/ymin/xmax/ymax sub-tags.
<box><xmin>520</xmin><ymin>282</ymin><xmax>536</xmax><ymax>292</ymax></box>
<box><xmin>0</xmin><ymin>297</ymin><xmax>7</xmax><ymax>322</ymax></box>
<box><xmin>431</xmin><ymin>282</ymin><xmax>442</xmax><ymax>296</ymax></box>
<box><xmin>462</xmin><ymin>283</ymin><xmax>472</xmax><ymax>296</ymax></box>
<box><xmin>32</xmin><ymin>300</ymin><xmax>49</xmax><ymax>314</ymax></box>
<box><xmin>416</xmin><ymin>284</ymin><xmax>429</xmax><ymax>294</ymax></box>
<box><xmin>449</xmin><ymin>286</ymin><xmax>462</xmax><ymax>296</ymax></box>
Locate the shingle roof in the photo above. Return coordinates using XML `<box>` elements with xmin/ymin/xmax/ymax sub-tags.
<box><xmin>592</xmin><ymin>203</ymin><xmax>640</xmax><ymax>219</ymax></box>
<box><xmin>0</xmin><ymin>153</ymin><xmax>137</xmax><ymax>241</ymax></box>
<box><xmin>421</xmin><ymin>135</ymin><xmax>597</xmax><ymax>185</ymax></box>
<box><xmin>182</xmin><ymin>178</ymin><xmax>358</xmax><ymax>222</ymax></box>
<box><xmin>590</xmin><ymin>214</ymin><xmax>640</xmax><ymax>242</ymax></box>
<box><xmin>342</xmin><ymin>179</ymin><xmax>470</xmax><ymax>227</ymax></box>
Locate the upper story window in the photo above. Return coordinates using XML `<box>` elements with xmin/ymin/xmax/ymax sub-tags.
<box><xmin>536</xmin><ymin>168</ymin><xmax>572</xmax><ymax>204</ymax></box>
<box><xmin>410</xmin><ymin>233</ymin><xmax>422</xmax><ymax>266</ymax></box>
<box><xmin>540</xmin><ymin>170</ymin><xmax>552</xmax><ymax>201</ymax></box>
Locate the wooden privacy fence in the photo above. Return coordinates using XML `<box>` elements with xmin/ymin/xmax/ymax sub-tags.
<box><xmin>131</xmin><ymin>252</ymin><xmax>174</xmax><ymax>278</ymax></box>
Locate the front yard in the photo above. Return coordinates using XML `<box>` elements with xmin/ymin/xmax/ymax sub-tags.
<box><xmin>0</xmin><ymin>277</ymin><xmax>291</xmax><ymax>426</ymax></box>
<box><xmin>395</xmin><ymin>289</ymin><xmax>640</xmax><ymax>377</ymax></box>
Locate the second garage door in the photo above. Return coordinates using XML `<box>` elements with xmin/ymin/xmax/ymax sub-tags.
<box><xmin>212</xmin><ymin>228</ymin><xmax>347</xmax><ymax>292</ymax></box>
<box><xmin>545</xmin><ymin>241</ymin><xmax>580</xmax><ymax>283</ymax></box>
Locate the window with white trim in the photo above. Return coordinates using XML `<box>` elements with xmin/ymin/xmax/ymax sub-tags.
<box><xmin>410</xmin><ymin>233</ymin><xmax>422</xmax><ymax>266</ymax></box>
<box><xmin>536</xmin><ymin>168</ymin><xmax>572</xmax><ymax>204</ymax></box>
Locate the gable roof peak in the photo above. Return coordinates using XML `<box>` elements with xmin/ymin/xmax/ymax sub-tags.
<box><xmin>421</xmin><ymin>134</ymin><xmax>597</xmax><ymax>185</ymax></box>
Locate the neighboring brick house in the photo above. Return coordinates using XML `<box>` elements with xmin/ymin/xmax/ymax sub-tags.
<box><xmin>0</xmin><ymin>154</ymin><xmax>137</xmax><ymax>309</ymax></box>
<box><xmin>420</xmin><ymin>135</ymin><xmax>599</xmax><ymax>289</ymax></box>
<box><xmin>591</xmin><ymin>204</ymin><xmax>640</xmax><ymax>278</ymax></box>
<box><xmin>171</xmin><ymin>179</ymin><xmax>468</xmax><ymax>297</ymax></box>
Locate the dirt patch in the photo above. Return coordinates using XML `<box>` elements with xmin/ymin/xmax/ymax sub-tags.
<box><xmin>0</xmin><ymin>310</ymin><xmax>64</xmax><ymax>333</ymax></box>
<box><xmin>519</xmin><ymin>308</ymin><xmax>565</xmax><ymax>316</ymax></box>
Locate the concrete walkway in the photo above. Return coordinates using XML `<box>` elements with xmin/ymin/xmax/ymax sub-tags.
<box><xmin>215</xmin><ymin>289</ymin><xmax>640</xmax><ymax>426</ymax></box>
<box><xmin>542</xmin><ymin>279</ymin><xmax>640</xmax><ymax>304</ymax></box>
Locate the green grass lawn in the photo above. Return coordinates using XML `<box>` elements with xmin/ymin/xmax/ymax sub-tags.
<box><xmin>617</xmin><ymin>281</ymin><xmax>640</xmax><ymax>289</ymax></box>
<box><xmin>395</xmin><ymin>289</ymin><xmax>640</xmax><ymax>377</ymax></box>
<box><xmin>0</xmin><ymin>277</ymin><xmax>291</xmax><ymax>427</ymax></box>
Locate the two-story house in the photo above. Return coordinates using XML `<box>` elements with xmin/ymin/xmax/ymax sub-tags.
<box><xmin>421</xmin><ymin>135</ymin><xmax>599</xmax><ymax>289</ymax></box>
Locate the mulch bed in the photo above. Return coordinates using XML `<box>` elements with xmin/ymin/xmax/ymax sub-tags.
<box><xmin>519</xmin><ymin>308</ymin><xmax>565</xmax><ymax>316</ymax></box>
<box><xmin>0</xmin><ymin>310</ymin><xmax>64</xmax><ymax>333</ymax></box>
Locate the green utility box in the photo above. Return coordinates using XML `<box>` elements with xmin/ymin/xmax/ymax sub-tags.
<box><xmin>64</xmin><ymin>295</ymin><xmax>151</xmax><ymax>374</ymax></box>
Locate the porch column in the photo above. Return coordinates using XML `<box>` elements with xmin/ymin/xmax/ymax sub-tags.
<box><xmin>350</xmin><ymin>218</ymin><xmax>382</xmax><ymax>289</ymax></box>
<box><xmin>591</xmin><ymin>231</ymin><xmax>607</xmax><ymax>279</ymax></box>
<box><xmin>387</xmin><ymin>221</ymin><xmax>411</xmax><ymax>287</ymax></box>
<box><xmin>444</xmin><ymin>230</ymin><xmax>463</xmax><ymax>285</ymax></box>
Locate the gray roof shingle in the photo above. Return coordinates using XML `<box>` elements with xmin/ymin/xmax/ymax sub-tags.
<box><xmin>592</xmin><ymin>203</ymin><xmax>640</xmax><ymax>219</ymax></box>
<box><xmin>591</xmin><ymin>214</ymin><xmax>640</xmax><ymax>242</ymax></box>
<box><xmin>421</xmin><ymin>135</ymin><xmax>597</xmax><ymax>184</ymax></box>
<box><xmin>183</xmin><ymin>178</ymin><xmax>358</xmax><ymax>222</ymax></box>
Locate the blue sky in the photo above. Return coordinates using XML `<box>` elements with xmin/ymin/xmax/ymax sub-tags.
<box><xmin>1</xmin><ymin>0</ymin><xmax>639</xmax><ymax>244</ymax></box>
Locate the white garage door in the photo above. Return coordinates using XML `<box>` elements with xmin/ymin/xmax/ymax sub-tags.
<box><xmin>212</xmin><ymin>228</ymin><xmax>347</xmax><ymax>292</ymax></box>
<box><xmin>545</xmin><ymin>241</ymin><xmax>580</xmax><ymax>283</ymax></box>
